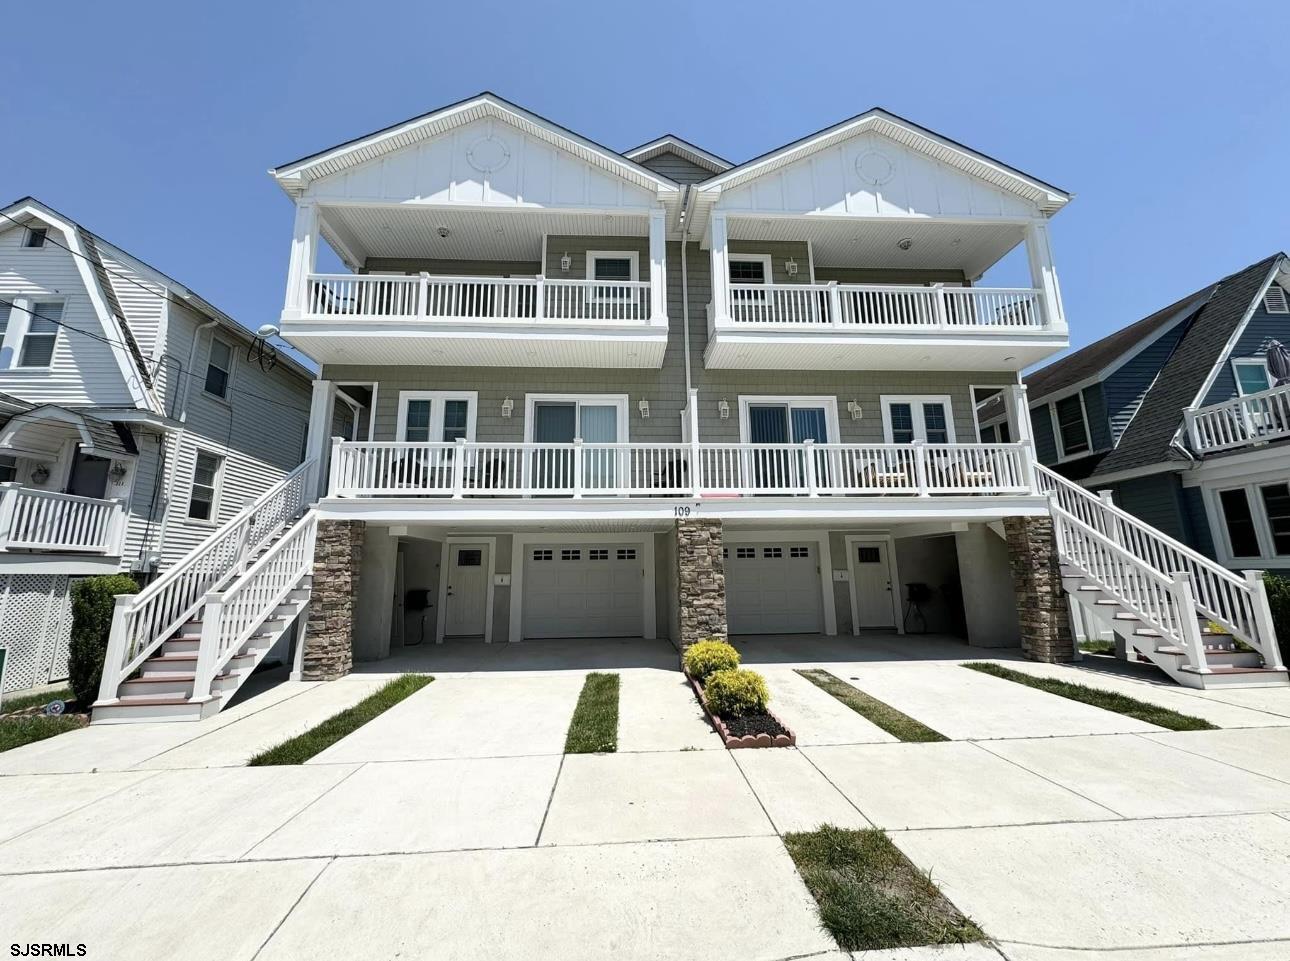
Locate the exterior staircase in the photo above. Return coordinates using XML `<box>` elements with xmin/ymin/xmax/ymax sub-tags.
<box><xmin>92</xmin><ymin>461</ymin><xmax>318</xmax><ymax>723</ymax></box>
<box><xmin>1036</xmin><ymin>465</ymin><xmax>1287</xmax><ymax>689</ymax></box>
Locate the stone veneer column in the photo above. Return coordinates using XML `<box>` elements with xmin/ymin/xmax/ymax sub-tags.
<box><xmin>301</xmin><ymin>519</ymin><xmax>364</xmax><ymax>681</ymax></box>
<box><xmin>1003</xmin><ymin>515</ymin><xmax>1074</xmax><ymax>662</ymax></box>
<box><xmin>675</xmin><ymin>518</ymin><xmax>727</xmax><ymax>649</ymax></box>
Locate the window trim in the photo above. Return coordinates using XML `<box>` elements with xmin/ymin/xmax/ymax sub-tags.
<box><xmin>522</xmin><ymin>393</ymin><xmax>629</xmax><ymax>444</ymax></box>
<box><xmin>203</xmin><ymin>336</ymin><xmax>235</xmax><ymax>400</ymax></box>
<box><xmin>879</xmin><ymin>395</ymin><xmax>957</xmax><ymax>444</ymax></box>
<box><xmin>585</xmin><ymin>250</ymin><xmax>639</xmax><ymax>303</ymax></box>
<box><xmin>395</xmin><ymin>390</ymin><xmax>478</xmax><ymax>443</ymax></box>
<box><xmin>1048</xmin><ymin>392</ymin><xmax>1093</xmax><ymax>461</ymax></box>
<box><xmin>13</xmin><ymin>299</ymin><xmax>64</xmax><ymax>370</ymax></box>
<box><xmin>737</xmin><ymin>395</ymin><xmax>841</xmax><ymax>445</ymax></box>
<box><xmin>728</xmin><ymin>253</ymin><xmax>773</xmax><ymax>286</ymax></box>
<box><xmin>1204</xmin><ymin>475</ymin><xmax>1290</xmax><ymax>564</ymax></box>
<box><xmin>1231</xmin><ymin>358</ymin><xmax>1272</xmax><ymax>397</ymax></box>
<box><xmin>186</xmin><ymin>447</ymin><xmax>226</xmax><ymax>525</ymax></box>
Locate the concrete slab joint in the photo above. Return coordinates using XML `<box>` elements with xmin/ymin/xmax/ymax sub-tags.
<box><xmin>675</xmin><ymin>518</ymin><xmax>726</xmax><ymax>650</ymax></box>
<box><xmin>302</xmin><ymin>519</ymin><xmax>364</xmax><ymax>681</ymax></box>
<box><xmin>1003</xmin><ymin>514</ymin><xmax>1074</xmax><ymax>663</ymax></box>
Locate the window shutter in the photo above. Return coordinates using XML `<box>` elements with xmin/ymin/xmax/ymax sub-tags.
<box><xmin>1264</xmin><ymin>286</ymin><xmax>1288</xmax><ymax>314</ymax></box>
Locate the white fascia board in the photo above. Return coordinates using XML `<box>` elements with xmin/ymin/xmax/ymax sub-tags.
<box><xmin>695</xmin><ymin>109</ymin><xmax>1069</xmax><ymax>212</ymax></box>
<box><xmin>1179</xmin><ymin>444</ymin><xmax>1290</xmax><ymax>486</ymax></box>
<box><xmin>624</xmin><ymin>136</ymin><xmax>732</xmax><ymax>173</ymax></box>
<box><xmin>270</xmin><ymin>93</ymin><xmax>680</xmax><ymax>197</ymax></box>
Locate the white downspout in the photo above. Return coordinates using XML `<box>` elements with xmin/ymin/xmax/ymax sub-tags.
<box><xmin>148</xmin><ymin>318</ymin><xmax>218</xmax><ymax>569</ymax></box>
<box><xmin>679</xmin><ymin>185</ymin><xmax>697</xmax><ymax>406</ymax></box>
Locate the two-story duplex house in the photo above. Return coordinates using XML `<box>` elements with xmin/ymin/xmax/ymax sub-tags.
<box><xmin>90</xmin><ymin>94</ymin><xmax>1285</xmax><ymax>722</ymax></box>
<box><xmin>0</xmin><ymin>198</ymin><xmax>314</xmax><ymax>696</ymax></box>
<box><xmin>1025</xmin><ymin>254</ymin><xmax>1290</xmax><ymax>667</ymax></box>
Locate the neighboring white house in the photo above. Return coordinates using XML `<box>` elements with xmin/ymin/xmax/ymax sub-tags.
<box><xmin>91</xmin><ymin>94</ymin><xmax>1285</xmax><ymax>723</ymax></box>
<box><xmin>0</xmin><ymin>198</ymin><xmax>315</xmax><ymax>695</ymax></box>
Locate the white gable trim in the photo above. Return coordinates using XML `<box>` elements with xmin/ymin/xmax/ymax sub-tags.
<box><xmin>697</xmin><ymin>109</ymin><xmax>1068</xmax><ymax>213</ymax></box>
<box><xmin>624</xmin><ymin>136</ymin><xmax>732</xmax><ymax>174</ymax></box>
<box><xmin>2</xmin><ymin>203</ymin><xmax>158</xmax><ymax>413</ymax></box>
<box><xmin>271</xmin><ymin>93</ymin><xmax>680</xmax><ymax>197</ymax></box>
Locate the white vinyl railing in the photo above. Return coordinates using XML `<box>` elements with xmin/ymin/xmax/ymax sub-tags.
<box><xmin>1184</xmin><ymin>382</ymin><xmax>1290</xmax><ymax>454</ymax></box>
<box><xmin>191</xmin><ymin>510</ymin><xmax>318</xmax><ymax>700</ymax></box>
<box><xmin>307</xmin><ymin>273</ymin><xmax>653</xmax><ymax>324</ymax></box>
<box><xmin>1035</xmin><ymin>464</ymin><xmax>1282</xmax><ymax>671</ymax></box>
<box><xmin>0</xmin><ymin>484</ymin><xmax>126</xmax><ymax>555</ymax></box>
<box><xmin>722</xmin><ymin>283</ymin><xmax>1046</xmax><ymax>330</ymax></box>
<box><xmin>329</xmin><ymin>439</ymin><xmax>1031</xmax><ymax>500</ymax></box>
<box><xmin>96</xmin><ymin>458</ymin><xmax>317</xmax><ymax>706</ymax></box>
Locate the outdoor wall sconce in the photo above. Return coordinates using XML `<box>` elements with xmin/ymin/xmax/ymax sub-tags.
<box><xmin>785</xmin><ymin>258</ymin><xmax>798</xmax><ymax>276</ymax></box>
<box><xmin>637</xmin><ymin>399</ymin><xmax>650</xmax><ymax>419</ymax></box>
<box><xmin>109</xmin><ymin>461</ymin><xmax>128</xmax><ymax>483</ymax></box>
<box><xmin>847</xmin><ymin>400</ymin><xmax>863</xmax><ymax>420</ymax></box>
<box><xmin>897</xmin><ymin>237</ymin><xmax>914</xmax><ymax>251</ymax></box>
<box><xmin>718</xmin><ymin>398</ymin><xmax>730</xmax><ymax>420</ymax></box>
<box><xmin>560</xmin><ymin>253</ymin><xmax>572</xmax><ymax>272</ymax></box>
<box><xmin>500</xmin><ymin>397</ymin><xmax>514</xmax><ymax>418</ymax></box>
<box><xmin>30</xmin><ymin>464</ymin><xmax>49</xmax><ymax>485</ymax></box>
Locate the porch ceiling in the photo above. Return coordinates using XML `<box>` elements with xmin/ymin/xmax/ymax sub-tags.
<box><xmin>726</xmin><ymin>217</ymin><xmax>1025</xmax><ymax>280</ymax></box>
<box><xmin>321</xmin><ymin>205</ymin><xmax>649</xmax><ymax>266</ymax></box>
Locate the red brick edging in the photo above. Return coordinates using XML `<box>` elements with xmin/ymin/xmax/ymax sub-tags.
<box><xmin>685</xmin><ymin>672</ymin><xmax>795</xmax><ymax>749</ymax></box>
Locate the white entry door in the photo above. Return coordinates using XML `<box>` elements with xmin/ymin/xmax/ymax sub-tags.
<box><xmin>444</xmin><ymin>543</ymin><xmax>489</xmax><ymax>637</ymax></box>
<box><xmin>725</xmin><ymin>542</ymin><xmax>823</xmax><ymax>635</ymax></box>
<box><xmin>851</xmin><ymin>541</ymin><xmax>895</xmax><ymax>630</ymax></box>
<box><xmin>522</xmin><ymin>543</ymin><xmax>643</xmax><ymax>639</ymax></box>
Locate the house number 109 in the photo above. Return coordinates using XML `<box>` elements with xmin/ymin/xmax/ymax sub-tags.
<box><xmin>673</xmin><ymin>505</ymin><xmax>693</xmax><ymax>518</ymax></box>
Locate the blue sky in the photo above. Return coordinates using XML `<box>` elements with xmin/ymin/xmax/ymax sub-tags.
<box><xmin>3</xmin><ymin>0</ymin><xmax>1285</xmax><ymax>369</ymax></box>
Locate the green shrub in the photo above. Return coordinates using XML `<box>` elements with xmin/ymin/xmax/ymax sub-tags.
<box><xmin>703</xmin><ymin>668</ymin><xmax>770</xmax><ymax>717</ymax></box>
<box><xmin>68</xmin><ymin>574</ymin><xmax>139</xmax><ymax>709</ymax></box>
<box><xmin>682</xmin><ymin>638</ymin><xmax>740</xmax><ymax>681</ymax></box>
<box><xmin>1265</xmin><ymin>573</ymin><xmax>1290</xmax><ymax>666</ymax></box>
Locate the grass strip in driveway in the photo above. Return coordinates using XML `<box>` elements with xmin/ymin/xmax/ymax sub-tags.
<box><xmin>784</xmin><ymin>825</ymin><xmax>984</xmax><ymax>951</ymax></box>
<box><xmin>1</xmin><ymin>715</ymin><xmax>84</xmax><ymax>753</ymax></box>
<box><xmin>795</xmin><ymin>669</ymin><xmax>947</xmax><ymax>742</ymax></box>
<box><xmin>249</xmin><ymin>674</ymin><xmax>433</xmax><ymax>765</ymax></box>
<box><xmin>962</xmin><ymin>662</ymin><xmax>1217</xmax><ymax>731</ymax></box>
<box><xmin>564</xmin><ymin>672</ymin><xmax>619</xmax><ymax>753</ymax></box>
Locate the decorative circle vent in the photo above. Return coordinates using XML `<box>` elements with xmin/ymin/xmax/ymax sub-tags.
<box><xmin>466</xmin><ymin>135</ymin><xmax>511</xmax><ymax>174</ymax></box>
<box><xmin>855</xmin><ymin>151</ymin><xmax>895</xmax><ymax>186</ymax></box>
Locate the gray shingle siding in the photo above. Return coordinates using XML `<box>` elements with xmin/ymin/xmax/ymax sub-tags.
<box><xmin>324</xmin><ymin>241</ymin><xmax>1014</xmax><ymax>444</ymax></box>
<box><xmin>634</xmin><ymin>151</ymin><xmax>714</xmax><ymax>185</ymax></box>
<box><xmin>1200</xmin><ymin>302</ymin><xmax>1290</xmax><ymax>406</ymax></box>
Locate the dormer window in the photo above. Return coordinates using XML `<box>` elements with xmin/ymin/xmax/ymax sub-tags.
<box><xmin>1053</xmin><ymin>394</ymin><xmax>1091</xmax><ymax>458</ymax></box>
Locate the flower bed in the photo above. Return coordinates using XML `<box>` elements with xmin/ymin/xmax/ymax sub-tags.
<box><xmin>686</xmin><ymin>671</ymin><xmax>795</xmax><ymax>749</ymax></box>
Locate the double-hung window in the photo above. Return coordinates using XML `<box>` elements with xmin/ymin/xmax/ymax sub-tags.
<box><xmin>881</xmin><ymin>397</ymin><xmax>954</xmax><ymax>444</ymax></box>
<box><xmin>1232</xmin><ymin>359</ymin><xmax>1271</xmax><ymax>396</ymax></box>
<box><xmin>397</xmin><ymin>392</ymin><xmax>477</xmax><ymax>443</ymax></box>
<box><xmin>204</xmin><ymin>337</ymin><xmax>233</xmax><ymax>398</ymax></box>
<box><xmin>188</xmin><ymin>451</ymin><xmax>223</xmax><ymax>521</ymax></box>
<box><xmin>1052</xmin><ymin>394</ymin><xmax>1091</xmax><ymax>457</ymax></box>
<box><xmin>1216</xmin><ymin>481</ymin><xmax>1290</xmax><ymax>560</ymax></box>
<box><xmin>728</xmin><ymin>255</ymin><xmax>772</xmax><ymax>311</ymax></box>
<box><xmin>586</xmin><ymin>252</ymin><xmax>638</xmax><ymax>305</ymax></box>
<box><xmin>17</xmin><ymin>301</ymin><xmax>61</xmax><ymax>368</ymax></box>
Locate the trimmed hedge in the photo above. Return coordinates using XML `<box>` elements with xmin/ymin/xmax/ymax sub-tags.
<box><xmin>704</xmin><ymin>668</ymin><xmax>770</xmax><ymax>717</ymax></box>
<box><xmin>68</xmin><ymin>574</ymin><xmax>139</xmax><ymax>709</ymax></box>
<box><xmin>682</xmin><ymin>638</ymin><xmax>740</xmax><ymax>682</ymax></box>
<box><xmin>1265</xmin><ymin>573</ymin><xmax>1290</xmax><ymax>666</ymax></box>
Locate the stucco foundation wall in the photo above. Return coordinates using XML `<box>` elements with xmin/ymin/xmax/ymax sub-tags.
<box><xmin>954</xmin><ymin>523</ymin><xmax>1021</xmax><ymax>647</ymax></box>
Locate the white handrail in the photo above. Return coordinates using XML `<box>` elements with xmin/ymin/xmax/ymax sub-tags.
<box><xmin>97</xmin><ymin>458</ymin><xmax>317</xmax><ymax>704</ymax></box>
<box><xmin>1036</xmin><ymin>464</ymin><xmax>1281</xmax><ymax>669</ymax></box>
<box><xmin>719</xmin><ymin>283</ymin><xmax>1046</xmax><ymax>329</ymax></box>
<box><xmin>330</xmin><ymin>440</ymin><xmax>1031</xmax><ymax>500</ymax></box>
<box><xmin>0</xmin><ymin>484</ymin><xmax>126</xmax><ymax>554</ymax></box>
<box><xmin>192</xmin><ymin>510</ymin><xmax>318</xmax><ymax>699</ymax></box>
<box><xmin>1185</xmin><ymin>382</ymin><xmax>1290</xmax><ymax>453</ymax></box>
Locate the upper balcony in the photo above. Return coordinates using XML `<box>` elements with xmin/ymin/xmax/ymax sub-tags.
<box><xmin>0</xmin><ymin>483</ymin><xmax>127</xmax><ymax>561</ymax></box>
<box><xmin>703</xmin><ymin>217</ymin><xmax>1067</xmax><ymax>371</ymax></box>
<box><xmin>1185</xmin><ymin>382</ymin><xmax>1290</xmax><ymax>454</ymax></box>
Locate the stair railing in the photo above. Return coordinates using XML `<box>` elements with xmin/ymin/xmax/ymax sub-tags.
<box><xmin>1049</xmin><ymin>499</ymin><xmax>1209</xmax><ymax>671</ymax></box>
<box><xmin>192</xmin><ymin>510</ymin><xmax>318</xmax><ymax>700</ymax></box>
<box><xmin>97</xmin><ymin>458</ymin><xmax>317</xmax><ymax>705</ymax></box>
<box><xmin>1036</xmin><ymin>464</ymin><xmax>1281</xmax><ymax>669</ymax></box>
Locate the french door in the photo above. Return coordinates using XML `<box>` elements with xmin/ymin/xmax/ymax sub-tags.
<box><xmin>746</xmin><ymin>402</ymin><xmax>830</xmax><ymax>491</ymax></box>
<box><xmin>531</xmin><ymin>399</ymin><xmax>622</xmax><ymax>492</ymax></box>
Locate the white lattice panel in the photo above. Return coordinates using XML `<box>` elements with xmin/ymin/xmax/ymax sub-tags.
<box><xmin>0</xmin><ymin>575</ymin><xmax>72</xmax><ymax>693</ymax></box>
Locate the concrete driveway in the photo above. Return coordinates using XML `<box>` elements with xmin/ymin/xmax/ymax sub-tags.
<box><xmin>3</xmin><ymin>636</ymin><xmax>1290</xmax><ymax>959</ymax></box>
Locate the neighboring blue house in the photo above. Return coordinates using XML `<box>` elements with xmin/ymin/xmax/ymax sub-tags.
<box><xmin>1025</xmin><ymin>253</ymin><xmax>1290</xmax><ymax>573</ymax></box>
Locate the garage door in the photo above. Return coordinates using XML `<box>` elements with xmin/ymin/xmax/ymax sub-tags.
<box><xmin>522</xmin><ymin>543</ymin><xmax>644</xmax><ymax>639</ymax></box>
<box><xmin>725</xmin><ymin>542</ymin><xmax>823</xmax><ymax>635</ymax></box>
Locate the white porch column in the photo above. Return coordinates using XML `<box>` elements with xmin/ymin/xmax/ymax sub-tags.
<box><xmin>283</xmin><ymin>201</ymin><xmax>320</xmax><ymax>320</ymax></box>
<box><xmin>648</xmin><ymin>207</ymin><xmax>668</xmax><ymax>325</ymax></box>
<box><xmin>1004</xmin><ymin>383</ymin><xmax>1035</xmax><ymax>447</ymax></box>
<box><xmin>1025</xmin><ymin>220</ymin><xmax>1066</xmax><ymax>333</ymax></box>
<box><xmin>710</xmin><ymin>211</ymin><xmax>730</xmax><ymax>324</ymax></box>
<box><xmin>305</xmin><ymin>379</ymin><xmax>337</xmax><ymax>498</ymax></box>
